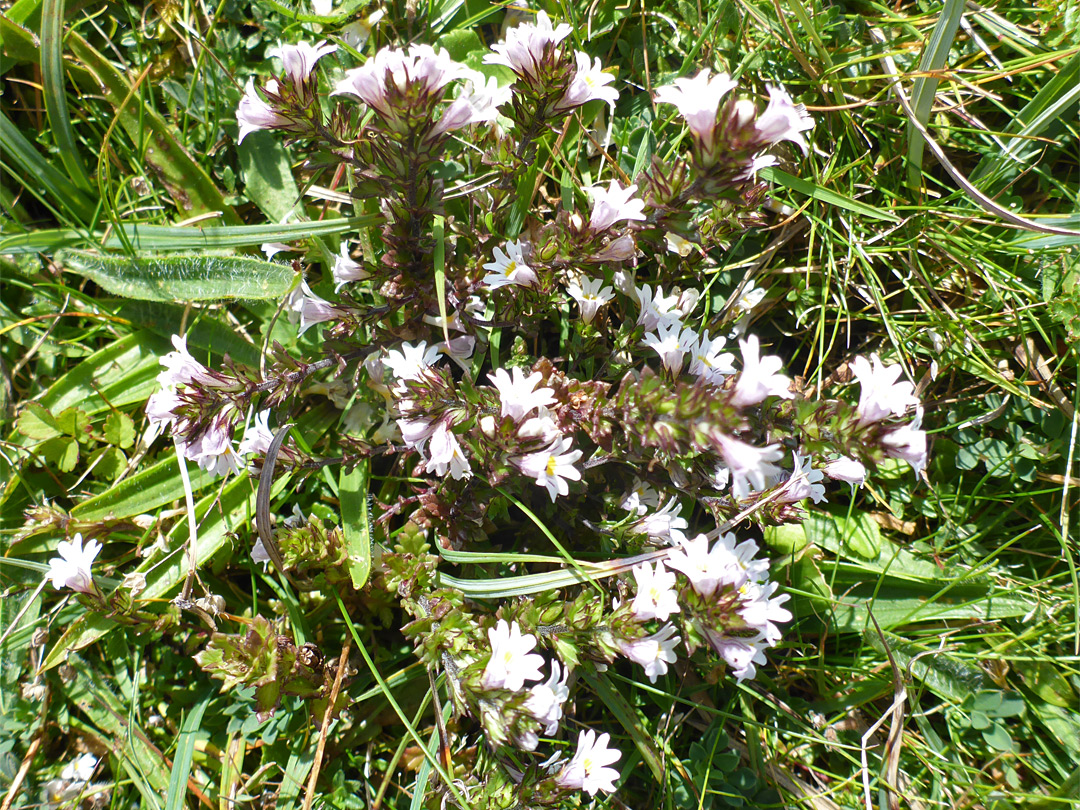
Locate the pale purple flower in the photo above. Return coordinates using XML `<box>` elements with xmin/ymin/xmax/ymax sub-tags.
<box><xmin>517</xmin><ymin>436</ymin><xmax>582</xmax><ymax>501</ymax></box>
<box><xmin>851</xmin><ymin>354</ymin><xmax>919</xmax><ymax>425</ymax></box>
<box><xmin>586</xmin><ymin>180</ymin><xmax>646</xmax><ymax>232</ymax></box>
<box><xmin>157</xmin><ymin>334</ymin><xmax>222</xmax><ymax>389</ymax></box>
<box><xmin>824</xmin><ymin>456</ymin><xmax>867</xmax><ymax>485</ymax></box>
<box><xmin>619</xmin><ymin>623</ymin><xmax>680</xmax><ymax>683</ymax></box>
<box><xmin>482</xmin><ymin>240</ymin><xmax>537</xmax><ymax>288</ymax></box>
<box><xmin>47</xmin><ymin>533</ymin><xmax>101</xmax><ymax>594</ymax></box>
<box><xmin>565</xmin><ymin>276</ymin><xmax>614</xmax><ymax>324</ymax></box>
<box><xmin>236</xmin><ymin>79</ymin><xmax>290</xmax><ymax>143</ymax></box>
<box><xmin>286</xmin><ymin>281</ymin><xmax>345</xmax><ymax>335</ymax></box>
<box><xmin>730</xmin><ymin>334</ymin><xmax>792</xmax><ymax>408</ymax></box>
<box><xmin>524</xmin><ymin>660</ymin><xmax>570</xmax><ymax>736</ymax></box>
<box><xmin>654</xmin><ymin>69</ymin><xmax>737</xmax><ymax>150</ymax></box>
<box><xmin>754</xmin><ymin>85</ymin><xmax>814</xmax><ymax>152</ymax></box>
<box><xmin>518</xmin><ymin>409</ymin><xmax>561</xmax><ymax>444</ymax></box>
<box><xmin>555</xmin><ymin>51</ymin><xmax>619</xmax><ymax>112</ymax></box>
<box><xmin>483</xmin><ymin>10</ymin><xmax>572</xmax><ymax>80</ymax></box>
<box><xmin>268</xmin><ymin>40</ymin><xmax>337</xmax><ymax>84</ymax></box>
<box><xmin>397</xmin><ymin>414</ymin><xmax>438</xmax><ymax>451</ymax></box>
<box><xmin>630</xmin><ymin>561</ymin><xmax>681</xmax><ymax>621</ymax></box>
<box><xmin>556</xmin><ymin>730</ymin><xmax>621</xmax><ymax>796</ymax></box>
<box><xmin>707</xmin><ymin>631</ymin><xmax>769</xmax><ymax>682</ymax></box>
<box><xmin>635</xmin><ymin>283</ymin><xmax>682</xmax><ymax>331</ymax></box>
<box><xmin>238</xmin><ymin>410</ymin><xmax>274</xmax><ymax>456</ymax></box>
<box><xmin>776</xmin><ymin>452</ymin><xmax>827</xmax><ymax>504</ymax></box>
<box><xmin>689</xmin><ymin>332</ymin><xmax>736</xmax><ymax>383</ymax></box>
<box><xmin>482</xmin><ymin>619</ymin><xmax>545</xmax><ymax>692</ymax></box>
<box><xmin>432</xmin><ymin>74</ymin><xmax>512</xmax><ymax>137</ymax></box>
<box><xmin>489</xmin><ymin>366</ymin><xmax>556</xmax><ymax>421</ymax></box>
<box><xmin>145</xmin><ymin>386</ymin><xmax>184</xmax><ymax>428</ymax></box>
<box><xmin>332</xmin><ymin>45</ymin><xmax>467</xmax><ymax>119</ymax></box>
<box><xmin>881</xmin><ymin>423</ymin><xmax>928</xmax><ymax>473</ymax></box>
<box><xmin>178</xmin><ymin>418</ymin><xmax>243</xmax><ymax>477</ymax></box>
<box><xmin>261</xmin><ymin>241</ymin><xmax>297</xmax><ymax>259</ymax></box>
<box><xmin>632</xmin><ymin>498</ymin><xmax>688</xmax><ymax>545</ymax></box>
<box><xmin>716</xmin><ymin>433</ymin><xmax>785</xmax><ymax>500</ymax></box>
<box><xmin>383</xmin><ymin>342</ymin><xmax>441</xmax><ymax>386</ymax></box>
<box><xmin>642</xmin><ymin>321</ymin><xmax>696</xmax><ymax>375</ymax></box>
<box><xmin>332</xmin><ymin>243</ymin><xmax>368</xmax><ymax>288</ymax></box>
<box><xmin>425</xmin><ymin>422</ymin><xmax>471</xmax><ymax>480</ymax></box>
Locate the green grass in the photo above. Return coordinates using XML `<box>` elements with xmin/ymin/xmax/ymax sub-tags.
<box><xmin>2</xmin><ymin>0</ymin><xmax>1079</xmax><ymax>809</ymax></box>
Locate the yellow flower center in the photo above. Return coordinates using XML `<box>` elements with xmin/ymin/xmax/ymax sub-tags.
<box><xmin>546</xmin><ymin>455</ymin><xmax>558</xmax><ymax>476</ymax></box>
<box><xmin>504</xmin><ymin>260</ymin><xmax>517</xmax><ymax>276</ymax></box>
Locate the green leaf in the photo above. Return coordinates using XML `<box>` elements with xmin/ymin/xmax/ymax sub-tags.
<box><xmin>57</xmin><ymin>250</ymin><xmax>297</xmax><ymax>302</ymax></box>
<box><xmin>70</xmin><ymin>454</ymin><xmax>216</xmax><ymax>521</ymax></box>
<box><xmin>55</xmin><ymin>406</ymin><xmax>89</xmax><ymax>439</ymax></box>
<box><xmin>89</xmin><ymin>446</ymin><xmax>127</xmax><ymax>480</ymax></box>
<box><xmin>164</xmin><ymin>689</ymin><xmax>213</xmax><ymax>810</ymax></box>
<box><xmin>103</xmin><ymin>412</ymin><xmax>135</xmax><ymax>449</ymax></box>
<box><xmin>759</xmin><ymin>167</ymin><xmax>900</xmax><ymax>223</ymax></box>
<box><xmin>238</xmin><ymin>131</ymin><xmax>302</xmax><ymax>223</ymax></box>
<box><xmin>866</xmin><ymin>630</ymin><xmax>990</xmax><ymax>704</ymax></box>
<box><xmin>16</xmin><ymin>402</ymin><xmax>61</xmax><ymax>439</ymax></box>
<box><xmin>40</xmin><ymin>436</ymin><xmax>78</xmax><ymax>472</ymax></box>
<box><xmin>1016</xmin><ymin>661</ymin><xmax>1077</xmax><ymax>708</ymax></box>
<box><xmin>40</xmin><ymin>0</ymin><xmax>93</xmax><ymax>193</ymax></box>
<box><xmin>833</xmin><ymin>512</ymin><xmax>881</xmax><ymax>559</ymax></box>
<box><xmin>338</xmin><ymin>460</ymin><xmax>374</xmax><ymax>590</ymax></box>
<box><xmin>981</xmin><ymin>722</ymin><xmax>1014</xmax><ymax>752</ymax></box>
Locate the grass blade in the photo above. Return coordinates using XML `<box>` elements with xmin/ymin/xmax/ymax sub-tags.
<box><xmin>164</xmin><ymin>688</ymin><xmax>213</xmax><ymax>810</ymax></box>
<box><xmin>40</xmin><ymin>0</ymin><xmax>93</xmax><ymax>193</ymax></box>
<box><xmin>759</xmin><ymin>166</ymin><xmax>900</xmax><ymax>222</ymax></box>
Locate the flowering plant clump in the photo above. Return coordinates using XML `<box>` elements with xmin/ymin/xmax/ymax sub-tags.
<box><xmin>18</xmin><ymin>7</ymin><xmax>933</xmax><ymax>809</ymax></box>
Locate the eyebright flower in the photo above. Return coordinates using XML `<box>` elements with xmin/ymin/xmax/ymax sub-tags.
<box><xmin>482</xmin><ymin>240</ymin><xmax>538</xmax><ymax>288</ymax></box>
<box><xmin>431</xmin><ymin>74</ymin><xmax>512</xmax><ymax>138</ymax></box>
<box><xmin>630</xmin><ymin>561</ymin><xmax>681</xmax><ymax>621</ymax></box>
<box><xmin>851</xmin><ymin>354</ymin><xmax>919</xmax><ymax>425</ymax></box>
<box><xmin>716</xmin><ymin>433</ymin><xmax>785</xmax><ymax>500</ymax></box>
<box><xmin>489</xmin><ymin>366</ymin><xmax>557</xmax><ymax>421</ymax></box>
<box><xmin>555</xmin><ymin>52</ymin><xmax>619</xmax><ymax>112</ymax></box>
<box><xmin>654</xmin><ymin>69</ymin><xmax>738</xmax><ymax>151</ymax></box>
<box><xmin>635</xmin><ymin>283</ymin><xmax>683</xmax><ymax>331</ymax></box>
<box><xmin>737</xmin><ymin>577</ymin><xmax>793</xmax><ymax>644</ymax></box>
<box><xmin>643</xmin><ymin>321</ymin><xmax>696</xmax><ymax>375</ymax></box>
<box><xmin>735</xmin><ymin>280</ymin><xmax>767</xmax><ymax>312</ymax></box>
<box><xmin>620</xmin><ymin>478</ymin><xmax>661</xmax><ymax>515</ymax></box>
<box><xmin>47</xmin><ymin>534</ymin><xmax>101</xmax><ymax>594</ymax></box>
<box><xmin>236</xmin><ymin>79</ymin><xmax>290</xmax><ymax>143</ymax></box>
<box><xmin>753</xmin><ymin>85</ymin><xmax>814</xmax><ymax>152</ymax></box>
<box><xmin>157</xmin><ymin>334</ymin><xmax>223</xmax><ymax>390</ymax></box>
<box><xmin>238</xmin><ymin>410</ymin><xmax>274</xmax><ymax>457</ymax></box>
<box><xmin>332</xmin><ymin>45</ymin><xmax>467</xmax><ymax>121</ymax></box>
<box><xmin>483</xmin><ymin>10</ymin><xmax>572</xmax><ymax>81</ymax></box>
<box><xmin>517</xmin><ymin>436</ymin><xmax>582</xmax><ymax>502</ymax></box>
<box><xmin>556</xmin><ymin>730</ymin><xmax>621</xmax><ymax>796</ymax></box>
<box><xmin>632</xmin><ymin>498</ymin><xmax>688</xmax><ymax>545</ymax></box>
<box><xmin>665</xmin><ymin>532</ymin><xmax>737</xmax><ymax>597</ymax></box>
<box><xmin>177</xmin><ymin>417</ymin><xmax>244</xmax><ymax>477</ymax></box>
<box><xmin>424</xmin><ymin>422</ymin><xmax>471</xmax><ymax>480</ymax></box>
<box><xmin>619</xmin><ymin>623</ymin><xmax>680</xmax><ymax>683</ymax></box>
<box><xmin>286</xmin><ymin>281</ymin><xmax>346</xmax><ymax>335</ymax></box>
<box><xmin>689</xmin><ymin>331</ymin><xmax>736</xmax><ymax>383</ymax></box>
<box><xmin>332</xmin><ymin>243</ymin><xmax>369</xmax><ymax>288</ymax></box>
<box><xmin>60</xmin><ymin>753</ymin><xmax>98</xmax><ymax>783</ymax></box>
<box><xmin>585</xmin><ymin>180</ymin><xmax>646</xmax><ymax>232</ymax></box>
<box><xmin>482</xmin><ymin>619</ymin><xmax>545</xmax><ymax>692</ymax></box>
<box><xmin>730</xmin><ymin>334</ymin><xmax>792</xmax><ymax>408</ymax></box>
<box><xmin>382</xmin><ymin>342</ymin><xmax>441</xmax><ymax>387</ymax></box>
<box><xmin>881</xmin><ymin>422</ymin><xmax>928</xmax><ymax>473</ymax></box>
<box><xmin>776</xmin><ymin>452</ymin><xmax>827</xmax><ymax>504</ymax></box>
<box><xmin>565</xmin><ymin>276</ymin><xmax>615</xmax><ymax>324</ymax></box>
<box><xmin>267</xmin><ymin>40</ymin><xmax>337</xmax><ymax>85</ymax></box>
<box><xmin>524</xmin><ymin>660</ymin><xmax>570</xmax><ymax>736</ymax></box>
<box><xmin>824</xmin><ymin>456</ymin><xmax>868</xmax><ymax>485</ymax></box>
<box><xmin>707</xmin><ymin>631</ymin><xmax>769</xmax><ymax>682</ymax></box>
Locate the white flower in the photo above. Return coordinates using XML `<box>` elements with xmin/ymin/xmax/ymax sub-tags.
<box><xmin>665</xmin><ymin>231</ymin><xmax>695</xmax><ymax>256</ymax></box>
<box><xmin>489</xmin><ymin>367</ymin><xmax>557</xmax><ymax>421</ymax></box>
<box><xmin>261</xmin><ymin>241</ymin><xmax>297</xmax><ymax>259</ymax></box>
<box><xmin>424</xmin><ymin>422</ymin><xmax>471</xmax><ymax>480</ymax></box>
<box><xmin>398</xmin><ymin>414</ymin><xmax>438</xmax><ymax>451</ymax></box>
<box><xmin>236</xmin><ymin>79</ymin><xmax>289</xmax><ymax>143</ymax></box>
<box><xmin>383</xmin><ymin>342</ymin><xmax>441</xmax><ymax>388</ymax></box>
<box><xmin>518</xmin><ymin>409</ymin><xmax>562</xmax><ymax>444</ymax></box>
<box><xmin>286</xmin><ymin>281</ymin><xmax>344</xmax><ymax>335</ymax></box>
<box><xmin>619</xmin><ymin>623</ymin><xmax>680</xmax><ymax>683</ymax></box>
<box><xmin>332</xmin><ymin>243</ymin><xmax>369</xmax><ymax>288</ymax></box>
<box><xmin>642</xmin><ymin>321</ymin><xmax>696</xmax><ymax>375</ymax></box>
<box><xmin>731</xmin><ymin>334</ymin><xmax>792</xmax><ymax>408</ymax></box>
<box><xmin>483</xmin><ymin>10</ymin><xmax>572</xmax><ymax>80</ymax></box>
<box><xmin>482</xmin><ymin>240</ymin><xmax>537</xmax><ymax>288</ymax></box>
<box><xmin>60</xmin><ymin>753</ymin><xmax>98</xmax><ymax>782</ymax></box>
<box><xmin>332</xmin><ymin>45</ymin><xmax>467</xmax><ymax>119</ymax></box>
<box><xmin>517</xmin><ymin>436</ymin><xmax>582</xmax><ymax>501</ymax></box>
<box><xmin>524</xmin><ymin>660</ymin><xmax>570</xmax><ymax>735</ymax></box>
<box><xmin>851</xmin><ymin>354</ymin><xmax>919</xmax><ymax>424</ymax></box>
<box><xmin>342</xmin><ymin>9</ymin><xmax>383</xmax><ymax>49</ymax></box>
<box><xmin>635</xmin><ymin>283</ymin><xmax>682</xmax><ymax>331</ymax></box>
<box><xmin>268</xmin><ymin>40</ymin><xmax>337</xmax><ymax>85</ymax></box>
<box><xmin>585</xmin><ymin>180</ymin><xmax>646</xmax><ymax>232</ymax></box>
<box><xmin>620</xmin><ymin>478</ymin><xmax>661</xmax><ymax>515</ymax></box>
<box><xmin>47</xmin><ymin>534</ymin><xmax>101</xmax><ymax>594</ymax></box>
<box><xmin>707</xmin><ymin>631</ymin><xmax>770</xmax><ymax>682</ymax></box>
<box><xmin>654</xmin><ymin>69</ymin><xmax>737</xmax><ymax>150</ymax></box>
<box><xmin>689</xmin><ymin>332</ymin><xmax>736</xmax><ymax>383</ymax></box>
<box><xmin>716</xmin><ymin>433</ymin><xmax>785</xmax><ymax>500</ymax></box>
<box><xmin>824</xmin><ymin>456</ymin><xmax>867</xmax><ymax>485</ymax></box>
<box><xmin>881</xmin><ymin>423</ymin><xmax>928</xmax><ymax>473</ymax></box>
<box><xmin>565</xmin><ymin>276</ymin><xmax>614</xmax><ymax>324</ymax></box>
<box><xmin>776</xmin><ymin>452</ymin><xmax>826</xmax><ymax>504</ymax></box>
<box><xmin>632</xmin><ymin>497</ymin><xmax>688</xmax><ymax>545</ymax></box>
<box><xmin>735</xmin><ymin>280</ymin><xmax>767</xmax><ymax>312</ymax></box>
<box><xmin>556</xmin><ymin>730</ymin><xmax>621</xmax><ymax>796</ymax></box>
<box><xmin>157</xmin><ymin>334</ymin><xmax>222</xmax><ymax>390</ymax></box>
<box><xmin>177</xmin><ymin>419</ymin><xmax>243</xmax><ymax>477</ymax></box>
<box><xmin>630</xmin><ymin>561</ymin><xmax>681</xmax><ymax>621</ymax></box>
<box><xmin>482</xmin><ymin>619</ymin><xmax>545</xmax><ymax>692</ymax></box>
<box><xmin>238</xmin><ymin>410</ymin><xmax>274</xmax><ymax>456</ymax></box>
<box><xmin>432</xmin><ymin>74</ymin><xmax>512</xmax><ymax>137</ymax></box>
<box><xmin>738</xmin><ymin>578</ymin><xmax>793</xmax><ymax>644</ymax></box>
<box><xmin>665</xmin><ymin>532</ymin><xmax>740</xmax><ymax>597</ymax></box>
<box><xmin>145</xmin><ymin>386</ymin><xmax>184</xmax><ymax>429</ymax></box>
<box><xmin>754</xmin><ymin>85</ymin><xmax>814</xmax><ymax>152</ymax></box>
<box><xmin>555</xmin><ymin>51</ymin><xmax>619</xmax><ymax>112</ymax></box>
